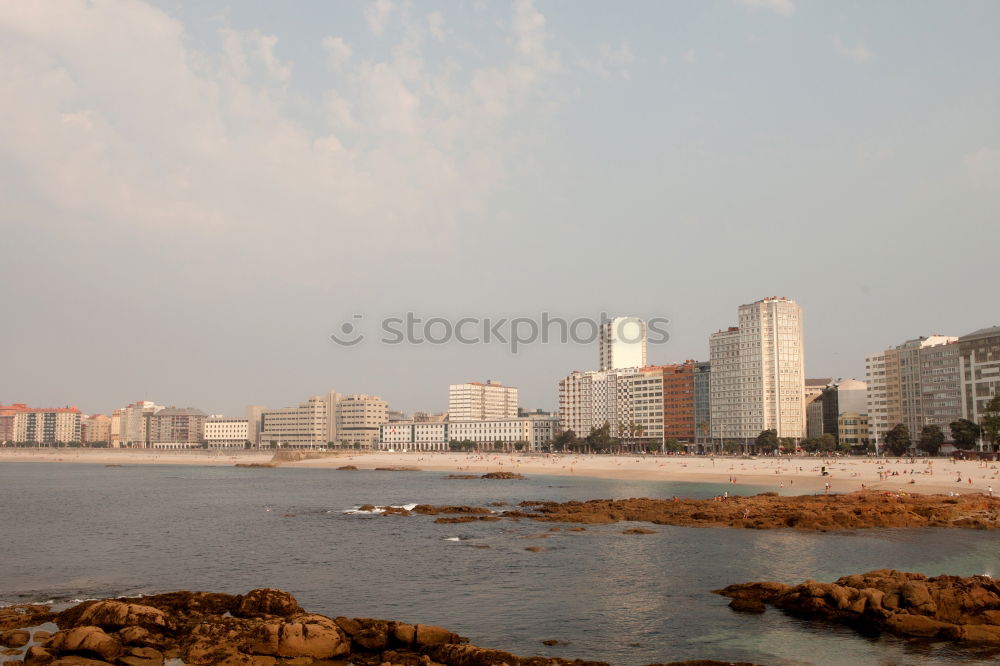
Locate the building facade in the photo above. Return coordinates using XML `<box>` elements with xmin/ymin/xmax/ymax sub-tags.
<box><xmin>599</xmin><ymin>317</ymin><xmax>647</xmax><ymax>371</ymax></box>
<box><xmin>866</xmin><ymin>335</ymin><xmax>958</xmax><ymax>447</ymax></box>
<box><xmin>204</xmin><ymin>417</ymin><xmax>249</xmax><ymax>447</ymax></box>
<box><xmin>12</xmin><ymin>406</ymin><xmax>82</xmax><ymax>444</ymax></box>
<box><xmin>448</xmin><ymin>381</ymin><xmax>518</xmax><ymax>421</ymax></box>
<box><xmin>709</xmin><ymin>297</ymin><xmax>806</xmax><ymax>442</ymax></box>
<box><xmin>335</xmin><ymin>394</ymin><xmax>389</xmax><ymax>448</ymax></box>
<box><xmin>958</xmin><ymin>326</ymin><xmax>1000</xmax><ymax>439</ymax></box>
<box><xmin>81</xmin><ymin>414</ymin><xmax>112</xmax><ymax>445</ymax></box>
<box><xmin>149</xmin><ymin>407</ymin><xmax>207</xmax><ymax>447</ymax></box>
<box><xmin>693</xmin><ymin>362</ymin><xmax>711</xmax><ymax>445</ymax></box>
<box><xmin>259</xmin><ymin>393</ymin><xmax>339</xmax><ymax>448</ymax></box>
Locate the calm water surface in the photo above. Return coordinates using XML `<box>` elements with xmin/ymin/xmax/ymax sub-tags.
<box><xmin>1</xmin><ymin>462</ymin><xmax>998</xmax><ymax>665</ymax></box>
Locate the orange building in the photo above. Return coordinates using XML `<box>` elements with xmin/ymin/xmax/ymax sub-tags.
<box><xmin>660</xmin><ymin>361</ymin><xmax>697</xmax><ymax>442</ymax></box>
<box><xmin>0</xmin><ymin>403</ymin><xmax>30</xmax><ymax>443</ymax></box>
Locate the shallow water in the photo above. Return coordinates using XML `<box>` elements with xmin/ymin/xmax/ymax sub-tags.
<box><xmin>1</xmin><ymin>462</ymin><xmax>998</xmax><ymax>665</ymax></box>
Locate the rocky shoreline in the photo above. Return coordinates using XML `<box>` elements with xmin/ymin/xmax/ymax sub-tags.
<box><xmin>716</xmin><ymin>570</ymin><xmax>1000</xmax><ymax>645</ymax></box>
<box><xmin>0</xmin><ymin>590</ymin><xmax>757</xmax><ymax>666</ymax></box>
<box><xmin>403</xmin><ymin>491</ymin><xmax>1000</xmax><ymax>529</ymax></box>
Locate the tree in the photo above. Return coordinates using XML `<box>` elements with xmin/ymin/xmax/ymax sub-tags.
<box><xmin>917</xmin><ymin>424</ymin><xmax>945</xmax><ymax>456</ymax></box>
<box><xmin>819</xmin><ymin>433</ymin><xmax>837</xmax><ymax>452</ymax></box>
<box><xmin>662</xmin><ymin>438</ymin><xmax>682</xmax><ymax>454</ymax></box>
<box><xmin>755</xmin><ymin>429</ymin><xmax>779</xmax><ymax>452</ymax></box>
<box><xmin>981</xmin><ymin>395</ymin><xmax>1000</xmax><ymax>452</ymax></box>
<box><xmin>950</xmin><ymin>419</ymin><xmax>981</xmax><ymax>451</ymax></box>
<box><xmin>552</xmin><ymin>430</ymin><xmax>577</xmax><ymax>452</ymax></box>
<box><xmin>584</xmin><ymin>422</ymin><xmax>619</xmax><ymax>453</ymax></box>
<box><xmin>883</xmin><ymin>424</ymin><xmax>911</xmax><ymax>456</ymax></box>
<box><xmin>513</xmin><ymin>441</ymin><xmax>527</xmax><ymax>452</ymax></box>
<box><xmin>799</xmin><ymin>437</ymin><xmax>820</xmax><ymax>453</ymax></box>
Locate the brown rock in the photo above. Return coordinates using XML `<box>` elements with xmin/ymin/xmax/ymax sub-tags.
<box><xmin>390</xmin><ymin>621</ymin><xmax>416</xmax><ymax>647</ymax></box>
<box><xmin>414</xmin><ymin>624</ymin><xmax>462</xmax><ymax>647</ymax></box>
<box><xmin>622</xmin><ymin>528</ymin><xmax>656</xmax><ymax>535</ymax></box>
<box><xmin>250</xmin><ymin>614</ymin><xmax>349</xmax><ymax>659</ymax></box>
<box><xmin>2</xmin><ymin>647</ymin><xmax>23</xmax><ymax>655</ymax></box>
<box><xmin>60</xmin><ymin>601</ymin><xmax>168</xmax><ymax>632</ymax></box>
<box><xmin>728</xmin><ymin>599</ymin><xmax>766</xmax><ymax>613</ymax></box>
<box><xmin>1</xmin><ymin>629</ymin><xmax>31</xmax><ymax>647</ymax></box>
<box><xmin>0</xmin><ymin>604</ymin><xmax>55</xmax><ymax>632</ymax></box>
<box><xmin>34</xmin><ymin>630</ymin><xmax>52</xmax><ymax>641</ymax></box>
<box><xmin>118</xmin><ymin>647</ymin><xmax>164</xmax><ymax>666</ymax></box>
<box><xmin>44</xmin><ymin>626</ymin><xmax>122</xmax><ymax>661</ymax></box>
<box><xmin>480</xmin><ymin>472</ymin><xmax>525</xmax><ymax>479</ymax></box>
<box><xmin>232</xmin><ymin>589</ymin><xmax>303</xmax><ymax>619</ymax></box>
<box><xmin>524</xmin><ymin>546</ymin><xmax>544</xmax><ymax>553</ymax></box>
<box><xmin>24</xmin><ymin>645</ymin><xmax>55</xmax><ymax>665</ymax></box>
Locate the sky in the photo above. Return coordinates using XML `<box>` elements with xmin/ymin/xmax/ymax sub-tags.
<box><xmin>1</xmin><ymin>0</ymin><xmax>999</xmax><ymax>416</ymax></box>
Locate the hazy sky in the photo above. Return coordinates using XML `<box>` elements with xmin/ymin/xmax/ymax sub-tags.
<box><xmin>2</xmin><ymin>0</ymin><xmax>999</xmax><ymax>416</ymax></box>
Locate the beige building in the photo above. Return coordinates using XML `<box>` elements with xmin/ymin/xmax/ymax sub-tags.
<box><xmin>448</xmin><ymin>415</ymin><xmax>559</xmax><ymax>451</ymax></box>
<box><xmin>709</xmin><ymin>297</ymin><xmax>806</xmax><ymax>442</ymax></box>
<box><xmin>204</xmin><ymin>417</ymin><xmax>249</xmax><ymax>447</ymax></box>
<box><xmin>257</xmin><ymin>391</ymin><xmax>389</xmax><ymax>448</ymax></box>
<box><xmin>558</xmin><ymin>366</ymin><xmax>666</xmax><ymax>448</ymax></box>
<box><xmin>838</xmin><ymin>412</ymin><xmax>869</xmax><ymax>449</ymax></box>
<box><xmin>13</xmin><ymin>406</ymin><xmax>82</xmax><ymax>444</ymax></box>
<box><xmin>380</xmin><ymin>421</ymin><xmax>450</xmax><ymax>451</ymax></box>
<box><xmin>335</xmin><ymin>394</ymin><xmax>388</xmax><ymax>448</ymax></box>
<box><xmin>149</xmin><ymin>407</ymin><xmax>207</xmax><ymax>447</ymax></box>
<box><xmin>448</xmin><ymin>381</ymin><xmax>518</xmax><ymax>421</ymax></box>
<box><xmin>259</xmin><ymin>393</ymin><xmax>339</xmax><ymax>448</ymax></box>
<box><xmin>866</xmin><ymin>335</ymin><xmax>958</xmax><ymax>447</ymax></box>
<box><xmin>81</xmin><ymin>414</ymin><xmax>112</xmax><ymax>445</ymax></box>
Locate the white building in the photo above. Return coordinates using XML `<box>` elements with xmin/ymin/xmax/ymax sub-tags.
<box><xmin>448</xmin><ymin>381</ymin><xmax>518</xmax><ymax>421</ymax></box>
<box><xmin>558</xmin><ymin>366</ymin><xmax>666</xmax><ymax>446</ymax></box>
<box><xmin>709</xmin><ymin>297</ymin><xmax>806</xmax><ymax>441</ymax></box>
<box><xmin>865</xmin><ymin>353</ymin><xmax>888</xmax><ymax>447</ymax></box>
<box><xmin>599</xmin><ymin>317</ymin><xmax>647</xmax><ymax>371</ymax></box>
<box><xmin>114</xmin><ymin>400</ymin><xmax>165</xmax><ymax>447</ymax></box>
<box><xmin>13</xmin><ymin>407</ymin><xmax>82</xmax><ymax>444</ymax></box>
<box><xmin>448</xmin><ymin>416</ymin><xmax>559</xmax><ymax>451</ymax></box>
<box><xmin>204</xmin><ymin>417</ymin><xmax>249</xmax><ymax>448</ymax></box>
<box><xmin>380</xmin><ymin>421</ymin><xmax>449</xmax><ymax>451</ymax></box>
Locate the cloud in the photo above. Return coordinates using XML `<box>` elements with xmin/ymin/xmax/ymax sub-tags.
<box><xmin>427</xmin><ymin>11</ymin><xmax>446</xmax><ymax>42</ymax></box>
<box><xmin>832</xmin><ymin>35</ymin><xmax>872</xmax><ymax>63</ymax></box>
<box><xmin>737</xmin><ymin>0</ymin><xmax>795</xmax><ymax>16</ymax></box>
<box><xmin>322</xmin><ymin>36</ymin><xmax>352</xmax><ymax>69</ymax></box>
<box><xmin>366</xmin><ymin>0</ymin><xmax>393</xmax><ymax>36</ymax></box>
<box><xmin>580</xmin><ymin>41</ymin><xmax>635</xmax><ymax>79</ymax></box>
<box><xmin>683</xmin><ymin>49</ymin><xmax>697</xmax><ymax>64</ymax></box>
<box><xmin>965</xmin><ymin>147</ymin><xmax>1000</xmax><ymax>188</ymax></box>
<box><xmin>0</xmin><ymin>0</ymin><xmax>563</xmax><ymax>280</ymax></box>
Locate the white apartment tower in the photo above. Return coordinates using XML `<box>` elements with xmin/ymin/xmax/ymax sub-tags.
<box><xmin>709</xmin><ymin>297</ymin><xmax>806</xmax><ymax>441</ymax></box>
<box><xmin>448</xmin><ymin>381</ymin><xmax>518</xmax><ymax>421</ymax></box>
<box><xmin>599</xmin><ymin>317</ymin><xmax>647</xmax><ymax>371</ymax></box>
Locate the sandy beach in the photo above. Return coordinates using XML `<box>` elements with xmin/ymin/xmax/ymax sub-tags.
<box><xmin>2</xmin><ymin>448</ymin><xmax>999</xmax><ymax>495</ymax></box>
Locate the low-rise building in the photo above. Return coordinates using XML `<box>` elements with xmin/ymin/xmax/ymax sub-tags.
<box><xmin>204</xmin><ymin>417</ymin><xmax>249</xmax><ymax>448</ymax></box>
<box><xmin>149</xmin><ymin>407</ymin><xmax>207</xmax><ymax>448</ymax></box>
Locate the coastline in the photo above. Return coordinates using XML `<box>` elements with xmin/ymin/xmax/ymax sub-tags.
<box><xmin>2</xmin><ymin>448</ymin><xmax>998</xmax><ymax>495</ymax></box>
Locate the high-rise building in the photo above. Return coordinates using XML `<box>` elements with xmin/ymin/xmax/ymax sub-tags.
<box><xmin>12</xmin><ymin>406</ymin><xmax>82</xmax><ymax>444</ymax></box>
<box><xmin>814</xmin><ymin>379</ymin><xmax>868</xmax><ymax>446</ymax></box>
<box><xmin>865</xmin><ymin>335</ymin><xmax>958</xmax><ymax>447</ymax></box>
<box><xmin>148</xmin><ymin>407</ymin><xmax>208</xmax><ymax>447</ymax></box>
<box><xmin>709</xmin><ymin>297</ymin><xmax>806</xmax><ymax>442</ymax></box>
<box><xmin>245</xmin><ymin>405</ymin><xmax>266</xmax><ymax>448</ymax></box>
<box><xmin>116</xmin><ymin>400</ymin><xmax>165</xmax><ymax>447</ymax></box>
<box><xmin>599</xmin><ymin>317</ymin><xmax>647</xmax><ymax>371</ymax></box>
<box><xmin>958</xmin><ymin>326</ymin><xmax>1000</xmax><ymax>438</ymax></box>
<box><xmin>335</xmin><ymin>394</ymin><xmax>389</xmax><ymax>448</ymax></box>
<box><xmin>448</xmin><ymin>381</ymin><xmax>518</xmax><ymax>421</ymax></box>
<box><xmin>804</xmin><ymin>378</ymin><xmax>833</xmax><ymax>439</ymax></box>
<box><xmin>81</xmin><ymin>414</ymin><xmax>112</xmax><ymax>445</ymax></box>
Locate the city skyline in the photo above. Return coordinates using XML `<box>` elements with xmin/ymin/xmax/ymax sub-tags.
<box><xmin>2</xmin><ymin>1</ymin><xmax>999</xmax><ymax>416</ymax></box>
